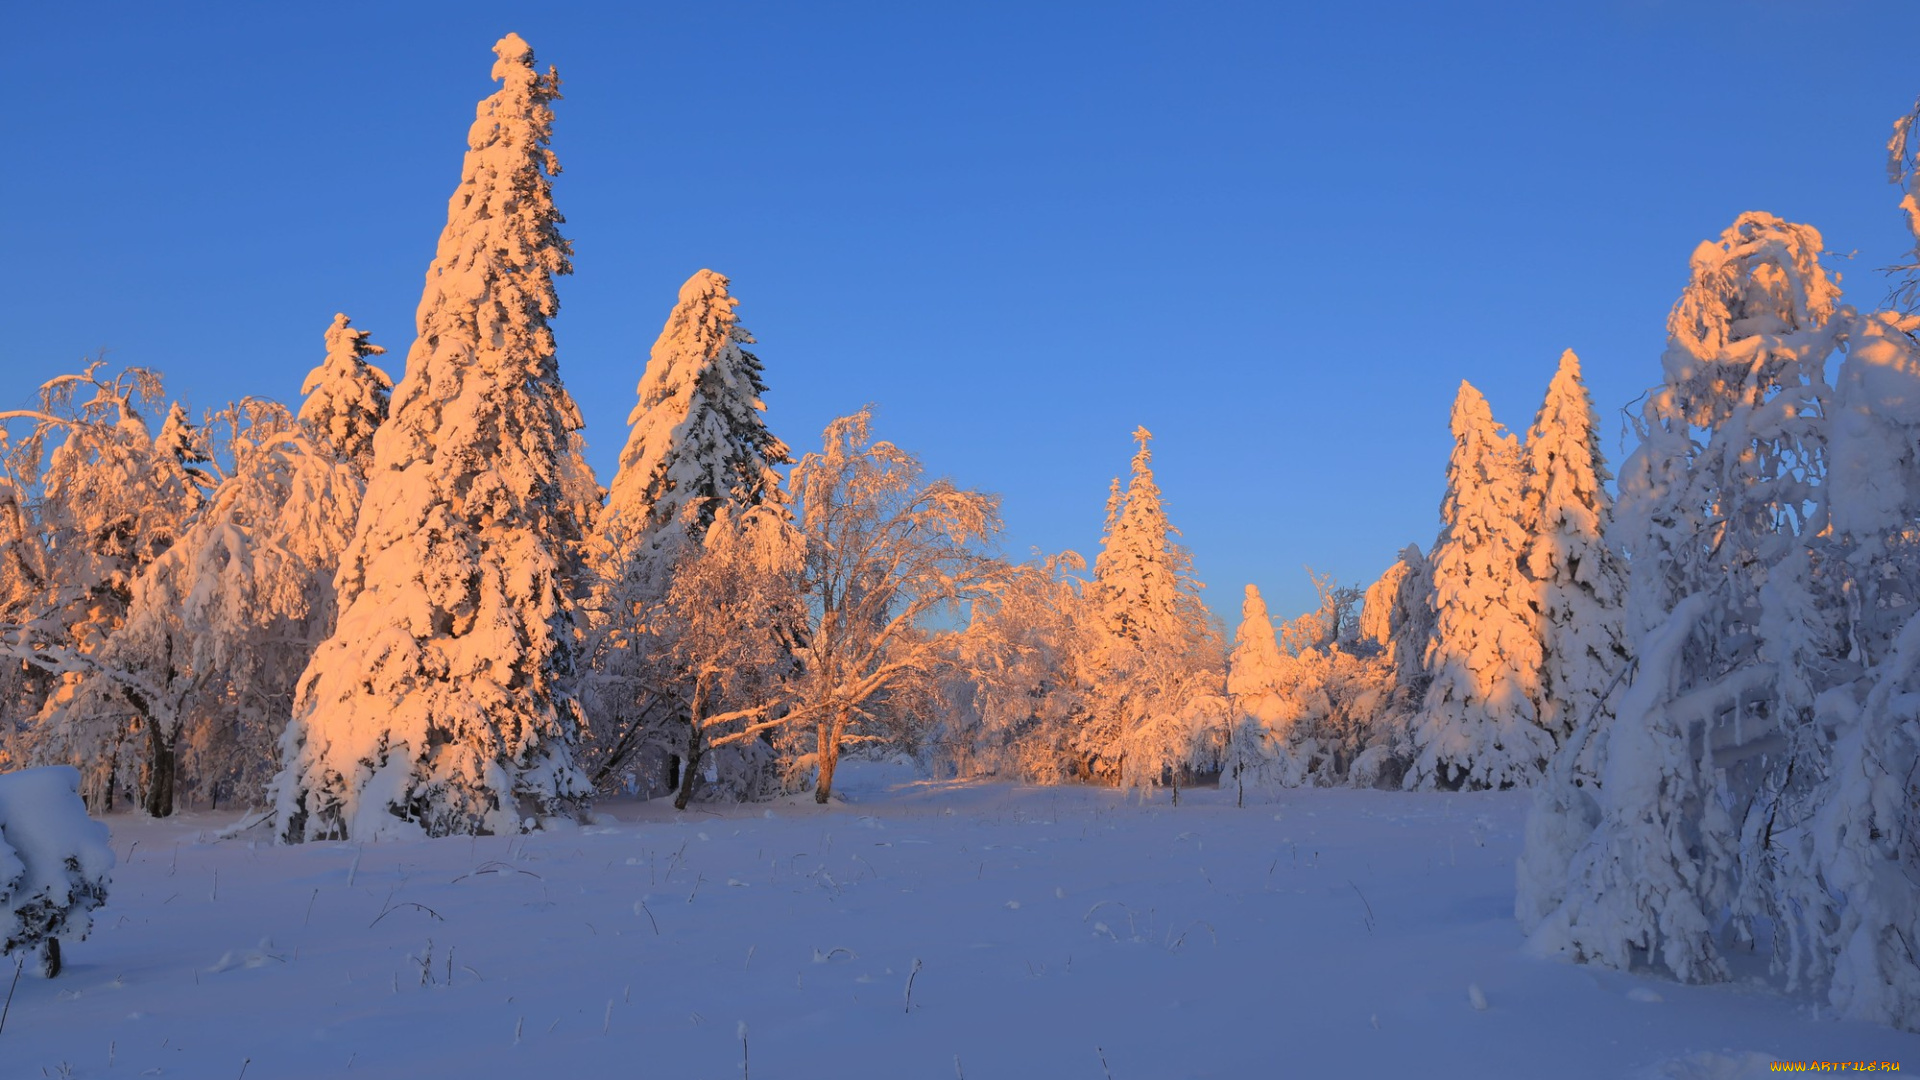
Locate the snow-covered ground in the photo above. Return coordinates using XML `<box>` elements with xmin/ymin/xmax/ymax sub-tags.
<box><xmin>7</xmin><ymin>763</ymin><xmax>1916</xmax><ymax>1079</ymax></box>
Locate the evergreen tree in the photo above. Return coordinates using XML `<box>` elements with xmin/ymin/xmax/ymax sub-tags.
<box><xmin>585</xmin><ymin>271</ymin><xmax>795</xmax><ymax>795</ymax></box>
<box><xmin>272</xmin><ymin>34</ymin><xmax>594</xmax><ymax>841</ymax></box>
<box><xmin>1382</xmin><ymin>543</ymin><xmax>1434</xmax><ymax>722</ymax></box>
<box><xmin>1524</xmin><ymin>350</ymin><xmax>1628</xmax><ymax>741</ymax></box>
<box><xmin>1408</xmin><ymin>381</ymin><xmax>1547</xmax><ymax>790</ymax></box>
<box><xmin>1078</xmin><ymin>427</ymin><xmax>1224</xmax><ymax>794</ymax></box>
<box><xmin>604</xmin><ymin>269</ymin><xmax>791</xmax><ymax>594</ymax></box>
<box><xmin>156</xmin><ymin>403</ymin><xmax>213</xmax><ymax>513</ymax></box>
<box><xmin>1513</xmin><ymin>351</ymin><xmax>1630</xmax><ymax>931</ymax></box>
<box><xmin>1091</xmin><ymin>428</ymin><xmax>1195</xmax><ymax>647</ymax></box>
<box><xmin>1222</xmin><ymin>584</ymin><xmax>1289</xmax><ymax>804</ymax></box>
<box><xmin>298</xmin><ymin>313</ymin><xmax>391</xmax><ymax>472</ymax></box>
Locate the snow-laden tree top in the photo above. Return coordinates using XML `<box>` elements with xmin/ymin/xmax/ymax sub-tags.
<box><xmin>1661</xmin><ymin>212</ymin><xmax>1839</xmax><ymax>427</ymax></box>
<box><xmin>1093</xmin><ymin>426</ymin><xmax>1201</xmax><ymax>647</ymax></box>
<box><xmin>606</xmin><ymin>268</ymin><xmax>791</xmax><ymax>584</ymax></box>
<box><xmin>299</xmin><ymin>313</ymin><xmax>390</xmax><ymax>471</ymax></box>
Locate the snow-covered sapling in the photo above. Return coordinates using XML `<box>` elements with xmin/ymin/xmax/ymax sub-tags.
<box><xmin>0</xmin><ymin>767</ymin><xmax>114</xmax><ymax>978</ymax></box>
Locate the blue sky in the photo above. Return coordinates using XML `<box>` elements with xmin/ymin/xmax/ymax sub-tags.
<box><xmin>7</xmin><ymin>1</ymin><xmax>1920</xmax><ymax>619</ymax></box>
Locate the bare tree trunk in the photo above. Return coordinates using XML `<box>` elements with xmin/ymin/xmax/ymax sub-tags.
<box><xmin>814</xmin><ymin>707</ymin><xmax>847</xmax><ymax>805</ymax></box>
<box><xmin>39</xmin><ymin>938</ymin><xmax>61</xmax><ymax>978</ymax></box>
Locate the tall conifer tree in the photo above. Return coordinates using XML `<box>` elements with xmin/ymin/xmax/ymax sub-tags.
<box><xmin>1524</xmin><ymin>350</ymin><xmax>1627</xmax><ymax>741</ymax></box>
<box><xmin>1408</xmin><ymin>382</ymin><xmax>1547</xmax><ymax>790</ymax></box>
<box><xmin>273</xmin><ymin>34</ymin><xmax>593</xmax><ymax>841</ymax></box>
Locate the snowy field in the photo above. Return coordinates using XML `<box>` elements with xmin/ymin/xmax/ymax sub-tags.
<box><xmin>8</xmin><ymin>763</ymin><xmax>1917</xmax><ymax>1080</ymax></box>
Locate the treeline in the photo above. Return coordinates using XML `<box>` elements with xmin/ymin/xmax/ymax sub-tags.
<box><xmin>0</xmin><ymin>35</ymin><xmax>1225</xmax><ymax>832</ymax></box>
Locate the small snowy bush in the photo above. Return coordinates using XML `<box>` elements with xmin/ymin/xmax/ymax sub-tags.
<box><xmin>0</xmin><ymin>766</ymin><xmax>114</xmax><ymax>973</ymax></box>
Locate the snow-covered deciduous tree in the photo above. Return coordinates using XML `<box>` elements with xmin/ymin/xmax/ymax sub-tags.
<box><xmin>646</xmin><ymin>504</ymin><xmax>804</xmax><ymax>809</ymax></box>
<box><xmin>298</xmin><ymin>313</ymin><xmax>391</xmax><ymax>473</ymax></box>
<box><xmin>0</xmin><ymin>365</ymin><xmax>199</xmax><ymax>806</ymax></box>
<box><xmin>786</xmin><ymin>407</ymin><xmax>1007</xmax><ymax>804</ymax></box>
<box><xmin>1408</xmin><ymin>382</ymin><xmax>1548</xmax><ymax>791</ymax></box>
<box><xmin>1077</xmin><ymin>428</ymin><xmax>1225</xmax><ymax>797</ymax></box>
<box><xmin>938</xmin><ymin>552</ymin><xmax>1089</xmax><ymax>782</ymax></box>
<box><xmin>0</xmin><ymin>766</ymin><xmax>113</xmax><ymax>978</ymax></box>
<box><xmin>272</xmin><ymin>34</ymin><xmax>594</xmax><ymax>841</ymax></box>
<box><xmin>23</xmin><ymin>402</ymin><xmax>362</xmax><ymax>817</ymax></box>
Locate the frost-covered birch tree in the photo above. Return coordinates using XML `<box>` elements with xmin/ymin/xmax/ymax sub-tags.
<box><xmin>646</xmin><ymin>505</ymin><xmax>803</xmax><ymax>809</ymax></box>
<box><xmin>1407</xmin><ymin>382</ymin><xmax>1548</xmax><ymax>790</ymax></box>
<box><xmin>939</xmin><ymin>552</ymin><xmax>1089</xmax><ymax>782</ymax></box>
<box><xmin>0</xmin><ymin>365</ymin><xmax>198</xmax><ymax>807</ymax></box>
<box><xmin>273</xmin><ymin>33</ymin><xmax>594</xmax><ymax>841</ymax></box>
<box><xmin>787</xmin><ymin>407</ymin><xmax>1006</xmax><ymax>804</ymax></box>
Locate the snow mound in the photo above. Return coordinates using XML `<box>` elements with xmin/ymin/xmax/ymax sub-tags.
<box><xmin>0</xmin><ymin>766</ymin><xmax>114</xmax><ymax>959</ymax></box>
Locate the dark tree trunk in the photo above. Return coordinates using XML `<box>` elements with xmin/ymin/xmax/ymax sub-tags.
<box><xmin>39</xmin><ymin>938</ymin><xmax>61</xmax><ymax>978</ymax></box>
<box><xmin>143</xmin><ymin>719</ymin><xmax>176</xmax><ymax>818</ymax></box>
<box><xmin>673</xmin><ymin>715</ymin><xmax>702</xmax><ymax>812</ymax></box>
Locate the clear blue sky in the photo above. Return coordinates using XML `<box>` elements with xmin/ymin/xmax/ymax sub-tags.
<box><xmin>7</xmin><ymin>1</ymin><xmax>1920</xmax><ymax>620</ymax></box>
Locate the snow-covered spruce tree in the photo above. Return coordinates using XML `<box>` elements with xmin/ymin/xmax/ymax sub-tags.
<box><xmin>603</xmin><ymin>269</ymin><xmax>791</xmax><ymax>596</ymax></box>
<box><xmin>585</xmin><ymin>269</ymin><xmax>795</xmax><ymax>796</ymax></box>
<box><xmin>1358</xmin><ymin>558</ymin><xmax>1412</xmax><ymax>655</ymax></box>
<box><xmin>1222</xmin><ymin>584</ymin><xmax>1291</xmax><ymax>804</ymax></box>
<box><xmin>1407</xmin><ymin>381</ymin><xmax>1548</xmax><ymax>790</ymax></box>
<box><xmin>1523</xmin><ymin>350</ymin><xmax>1628</xmax><ymax>742</ymax></box>
<box><xmin>1375</xmin><ymin>543</ymin><xmax>1434</xmax><ymax>730</ymax></box>
<box><xmin>272</xmin><ymin>34</ymin><xmax>594</xmax><ymax>841</ymax></box>
<box><xmin>786</xmin><ymin>407</ymin><xmax>1007</xmax><ymax>804</ymax></box>
<box><xmin>1513</xmin><ymin>350</ymin><xmax>1630</xmax><ymax>931</ymax></box>
<box><xmin>156</xmin><ymin>403</ymin><xmax>214</xmax><ymax>514</ymax></box>
<box><xmin>298</xmin><ymin>313</ymin><xmax>391</xmax><ymax>473</ymax></box>
<box><xmin>1528</xmin><ymin>213</ymin><xmax>1845</xmax><ymax>984</ymax></box>
<box><xmin>1077</xmin><ymin>427</ymin><xmax>1226</xmax><ymax>797</ymax></box>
